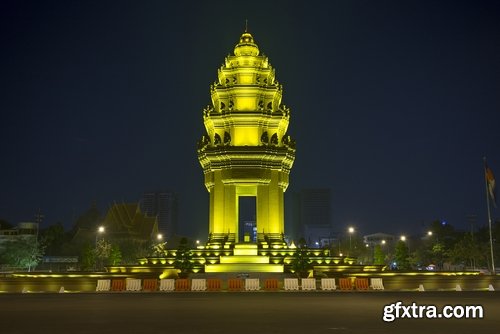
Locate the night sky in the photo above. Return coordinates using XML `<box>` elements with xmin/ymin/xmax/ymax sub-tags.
<box><xmin>1</xmin><ymin>1</ymin><xmax>499</xmax><ymax>239</ymax></box>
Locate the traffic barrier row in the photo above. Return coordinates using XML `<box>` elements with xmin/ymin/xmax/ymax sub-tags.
<box><xmin>96</xmin><ymin>277</ymin><xmax>497</xmax><ymax>292</ymax></box>
<box><xmin>95</xmin><ymin>277</ymin><xmax>380</xmax><ymax>292</ymax></box>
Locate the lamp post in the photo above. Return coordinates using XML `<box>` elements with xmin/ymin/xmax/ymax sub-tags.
<box><xmin>95</xmin><ymin>226</ymin><xmax>105</xmax><ymax>247</ymax></box>
<box><xmin>400</xmin><ymin>235</ymin><xmax>410</xmax><ymax>252</ymax></box>
<box><xmin>94</xmin><ymin>226</ymin><xmax>105</xmax><ymax>271</ymax></box>
<box><xmin>348</xmin><ymin>226</ymin><xmax>355</xmax><ymax>255</ymax></box>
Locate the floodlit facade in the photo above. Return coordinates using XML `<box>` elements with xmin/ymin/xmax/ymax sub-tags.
<box><xmin>197</xmin><ymin>31</ymin><xmax>296</xmax><ymax>245</ymax></box>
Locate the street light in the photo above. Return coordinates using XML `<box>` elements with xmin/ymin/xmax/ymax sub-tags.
<box><xmin>381</xmin><ymin>239</ymin><xmax>386</xmax><ymax>245</ymax></box>
<box><xmin>400</xmin><ymin>235</ymin><xmax>410</xmax><ymax>252</ymax></box>
<box><xmin>427</xmin><ymin>231</ymin><xmax>433</xmax><ymax>237</ymax></box>
<box><xmin>157</xmin><ymin>233</ymin><xmax>163</xmax><ymax>241</ymax></box>
<box><xmin>95</xmin><ymin>226</ymin><xmax>105</xmax><ymax>247</ymax></box>
<box><xmin>348</xmin><ymin>226</ymin><xmax>355</xmax><ymax>255</ymax></box>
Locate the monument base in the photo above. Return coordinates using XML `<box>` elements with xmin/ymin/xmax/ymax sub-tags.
<box><xmin>204</xmin><ymin>243</ymin><xmax>284</xmax><ymax>273</ymax></box>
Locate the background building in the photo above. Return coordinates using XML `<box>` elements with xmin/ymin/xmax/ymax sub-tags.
<box><xmin>102</xmin><ymin>202</ymin><xmax>158</xmax><ymax>241</ymax></box>
<box><xmin>0</xmin><ymin>222</ymin><xmax>38</xmax><ymax>246</ymax></box>
<box><xmin>140</xmin><ymin>191</ymin><xmax>177</xmax><ymax>240</ymax></box>
<box><xmin>299</xmin><ymin>188</ymin><xmax>334</xmax><ymax>247</ymax></box>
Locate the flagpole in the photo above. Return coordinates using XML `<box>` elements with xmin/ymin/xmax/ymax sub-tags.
<box><xmin>483</xmin><ymin>157</ymin><xmax>496</xmax><ymax>275</ymax></box>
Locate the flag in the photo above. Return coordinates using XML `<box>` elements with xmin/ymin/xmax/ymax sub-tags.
<box><xmin>485</xmin><ymin>163</ymin><xmax>497</xmax><ymax>207</ymax></box>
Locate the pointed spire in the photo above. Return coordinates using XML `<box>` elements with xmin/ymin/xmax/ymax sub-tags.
<box><xmin>245</xmin><ymin>19</ymin><xmax>248</xmax><ymax>33</ymax></box>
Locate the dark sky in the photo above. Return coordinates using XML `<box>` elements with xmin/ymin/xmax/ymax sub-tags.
<box><xmin>1</xmin><ymin>0</ymin><xmax>499</xmax><ymax>239</ymax></box>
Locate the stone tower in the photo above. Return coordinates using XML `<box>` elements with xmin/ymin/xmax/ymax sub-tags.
<box><xmin>198</xmin><ymin>31</ymin><xmax>295</xmax><ymax>246</ymax></box>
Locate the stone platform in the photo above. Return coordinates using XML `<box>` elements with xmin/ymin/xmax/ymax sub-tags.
<box><xmin>205</xmin><ymin>243</ymin><xmax>284</xmax><ymax>273</ymax></box>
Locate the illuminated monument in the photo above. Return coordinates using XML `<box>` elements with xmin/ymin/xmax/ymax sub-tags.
<box><xmin>198</xmin><ymin>31</ymin><xmax>295</xmax><ymax>247</ymax></box>
<box><xmin>111</xmin><ymin>30</ymin><xmax>381</xmax><ymax>275</ymax></box>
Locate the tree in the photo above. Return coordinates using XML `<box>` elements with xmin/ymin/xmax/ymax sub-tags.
<box><xmin>430</xmin><ymin>242</ymin><xmax>447</xmax><ymax>270</ymax></box>
<box><xmin>0</xmin><ymin>219</ymin><xmax>13</xmax><ymax>230</ymax></box>
<box><xmin>373</xmin><ymin>245</ymin><xmax>385</xmax><ymax>265</ymax></box>
<box><xmin>0</xmin><ymin>237</ymin><xmax>45</xmax><ymax>271</ymax></box>
<box><xmin>118</xmin><ymin>239</ymin><xmax>151</xmax><ymax>264</ymax></box>
<box><xmin>95</xmin><ymin>239</ymin><xmax>111</xmax><ymax>270</ymax></box>
<box><xmin>290</xmin><ymin>242</ymin><xmax>313</xmax><ymax>278</ymax></box>
<box><xmin>394</xmin><ymin>241</ymin><xmax>411</xmax><ymax>270</ymax></box>
<box><xmin>40</xmin><ymin>222</ymin><xmax>66</xmax><ymax>255</ymax></box>
<box><xmin>108</xmin><ymin>245</ymin><xmax>122</xmax><ymax>266</ymax></box>
<box><xmin>80</xmin><ymin>244</ymin><xmax>96</xmax><ymax>271</ymax></box>
<box><xmin>173</xmin><ymin>238</ymin><xmax>193</xmax><ymax>278</ymax></box>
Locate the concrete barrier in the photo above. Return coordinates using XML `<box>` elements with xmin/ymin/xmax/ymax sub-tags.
<box><xmin>191</xmin><ymin>278</ymin><xmax>207</xmax><ymax>291</ymax></box>
<box><xmin>355</xmin><ymin>278</ymin><xmax>369</xmax><ymax>291</ymax></box>
<box><xmin>159</xmin><ymin>279</ymin><xmax>175</xmax><ymax>292</ymax></box>
<box><xmin>228</xmin><ymin>278</ymin><xmax>244</xmax><ymax>291</ymax></box>
<box><xmin>320</xmin><ymin>278</ymin><xmax>336</xmax><ymax>291</ymax></box>
<box><xmin>96</xmin><ymin>279</ymin><xmax>111</xmax><ymax>292</ymax></box>
<box><xmin>142</xmin><ymin>279</ymin><xmax>158</xmax><ymax>291</ymax></box>
<box><xmin>264</xmin><ymin>278</ymin><xmax>279</xmax><ymax>290</ymax></box>
<box><xmin>175</xmin><ymin>279</ymin><xmax>190</xmax><ymax>291</ymax></box>
<box><xmin>370</xmin><ymin>278</ymin><xmax>384</xmax><ymax>290</ymax></box>
<box><xmin>207</xmin><ymin>278</ymin><xmax>222</xmax><ymax>291</ymax></box>
<box><xmin>111</xmin><ymin>279</ymin><xmax>126</xmax><ymax>292</ymax></box>
<box><xmin>339</xmin><ymin>278</ymin><xmax>353</xmax><ymax>291</ymax></box>
<box><xmin>284</xmin><ymin>278</ymin><xmax>299</xmax><ymax>291</ymax></box>
<box><xmin>126</xmin><ymin>278</ymin><xmax>141</xmax><ymax>291</ymax></box>
<box><xmin>301</xmin><ymin>278</ymin><xmax>316</xmax><ymax>291</ymax></box>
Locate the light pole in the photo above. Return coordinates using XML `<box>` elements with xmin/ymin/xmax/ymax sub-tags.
<box><xmin>400</xmin><ymin>235</ymin><xmax>410</xmax><ymax>252</ymax></box>
<box><xmin>95</xmin><ymin>226</ymin><xmax>105</xmax><ymax>247</ymax></box>
<box><xmin>95</xmin><ymin>226</ymin><xmax>105</xmax><ymax>271</ymax></box>
<box><xmin>348</xmin><ymin>226</ymin><xmax>355</xmax><ymax>255</ymax></box>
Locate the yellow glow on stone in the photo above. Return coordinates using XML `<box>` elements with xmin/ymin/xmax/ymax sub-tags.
<box><xmin>198</xmin><ymin>31</ymin><xmax>295</xmax><ymax>258</ymax></box>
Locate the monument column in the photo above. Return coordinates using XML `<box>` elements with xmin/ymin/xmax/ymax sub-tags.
<box><xmin>198</xmin><ymin>31</ymin><xmax>295</xmax><ymax>246</ymax></box>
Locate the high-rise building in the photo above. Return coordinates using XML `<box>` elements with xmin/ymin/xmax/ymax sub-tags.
<box><xmin>299</xmin><ymin>188</ymin><xmax>334</xmax><ymax>247</ymax></box>
<box><xmin>140</xmin><ymin>191</ymin><xmax>177</xmax><ymax>240</ymax></box>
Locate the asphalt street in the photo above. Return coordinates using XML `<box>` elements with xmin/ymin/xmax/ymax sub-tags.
<box><xmin>0</xmin><ymin>291</ymin><xmax>498</xmax><ymax>334</ymax></box>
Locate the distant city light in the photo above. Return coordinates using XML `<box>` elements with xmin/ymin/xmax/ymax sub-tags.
<box><xmin>400</xmin><ymin>235</ymin><xmax>406</xmax><ymax>241</ymax></box>
<box><xmin>157</xmin><ymin>234</ymin><xmax>163</xmax><ymax>240</ymax></box>
<box><xmin>348</xmin><ymin>226</ymin><xmax>355</xmax><ymax>234</ymax></box>
<box><xmin>381</xmin><ymin>240</ymin><xmax>386</xmax><ymax>245</ymax></box>
<box><xmin>97</xmin><ymin>226</ymin><xmax>105</xmax><ymax>233</ymax></box>
<box><xmin>427</xmin><ymin>231</ymin><xmax>433</xmax><ymax>236</ymax></box>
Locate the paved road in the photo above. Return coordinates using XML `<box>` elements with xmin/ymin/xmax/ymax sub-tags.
<box><xmin>0</xmin><ymin>291</ymin><xmax>498</xmax><ymax>334</ymax></box>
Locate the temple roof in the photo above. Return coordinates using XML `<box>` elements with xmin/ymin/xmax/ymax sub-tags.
<box><xmin>102</xmin><ymin>202</ymin><xmax>158</xmax><ymax>240</ymax></box>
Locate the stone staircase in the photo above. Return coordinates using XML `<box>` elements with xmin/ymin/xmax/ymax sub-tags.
<box><xmin>205</xmin><ymin>243</ymin><xmax>284</xmax><ymax>273</ymax></box>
